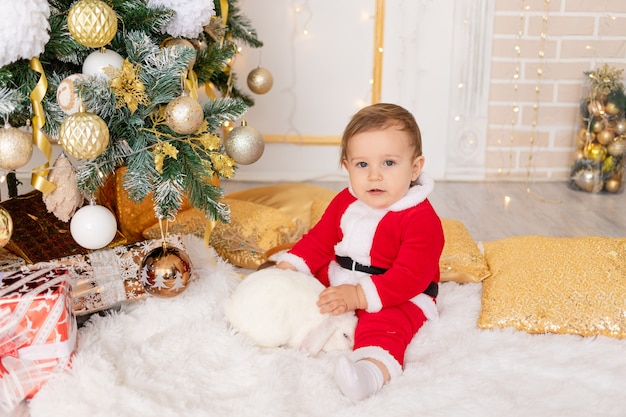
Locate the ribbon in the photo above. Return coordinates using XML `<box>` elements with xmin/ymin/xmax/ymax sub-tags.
<box><xmin>220</xmin><ymin>0</ymin><xmax>229</xmax><ymax>26</ymax></box>
<box><xmin>184</xmin><ymin>69</ymin><xmax>199</xmax><ymax>100</ymax></box>
<box><xmin>28</xmin><ymin>58</ymin><xmax>55</xmax><ymax>194</ymax></box>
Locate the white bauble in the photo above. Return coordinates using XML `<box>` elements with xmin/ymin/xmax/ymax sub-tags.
<box><xmin>82</xmin><ymin>49</ymin><xmax>123</xmax><ymax>79</ymax></box>
<box><xmin>70</xmin><ymin>204</ymin><xmax>117</xmax><ymax>249</ymax></box>
<box><xmin>56</xmin><ymin>74</ymin><xmax>86</xmax><ymax>115</ymax></box>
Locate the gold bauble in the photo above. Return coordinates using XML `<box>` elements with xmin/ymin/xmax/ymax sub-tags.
<box><xmin>572</xmin><ymin>149</ymin><xmax>584</xmax><ymax>161</ymax></box>
<box><xmin>224</xmin><ymin>121</ymin><xmax>265</xmax><ymax>165</ymax></box>
<box><xmin>583</xmin><ymin>142</ymin><xmax>607</xmax><ymax>163</ymax></box>
<box><xmin>605</xmin><ymin>101</ymin><xmax>621</xmax><ymax>116</ymax></box>
<box><xmin>616</xmin><ymin>120</ymin><xmax>626</xmax><ymax>135</ymax></box>
<box><xmin>0</xmin><ymin>206</ymin><xmax>13</xmax><ymax>248</ymax></box>
<box><xmin>67</xmin><ymin>0</ymin><xmax>118</xmax><ymax>48</ymax></box>
<box><xmin>572</xmin><ymin>169</ymin><xmax>603</xmax><ymax>193</ymax></box>
<box><xmin>575</xmin><ymin>129</ymin><xmax>592</xmax><ymax>149</ymax></box>
<box><xmin>607</xmin><ymin>139</ymin><xmax>626</xmax><ymax>157</ymax></box>
<box><xmin>588</xmin><ymin>100</ymin><xmax>605</xmax><ymax>117</ymax></box>
<box><xmin>597</xmin><ymin>129</ymin><xmax>615</xmax><ymax>145</ymax></box>
<box><xmin>140</xmin><ymin>245</ymin><xmax>192</xmax><ymax>297</ymax></box>
<box><xmin>591</xmin><ymin>120</ymin><xmax>604</xmax><ymax>133</ymax></box>
<box><xmin>59</xmin><ymin>108</ymin><xmax>110</xmax><ymax>160</ymax></box>
<box><xmin>247</xmin><ymin>67</ymin><xmax>274</xmax><ymax>94</ymax></box>
<box><xmin>0</xmin><ymin>123</ymin><xmax>33</xmax><ymax>171</ymax></box>
<box><xmin>604</xmin><ymin>177</ymin><xmax>623</xmax><ymax>193</ymax></box>
<box><xmin>162</xmin><ymin>38</ymin><xmax>196</xmax><ymax>69</ymax></box>
<box><xmin>165</xmin><ymin>95</ymin><xmax>204</xmax><ymax>135</ymax></box>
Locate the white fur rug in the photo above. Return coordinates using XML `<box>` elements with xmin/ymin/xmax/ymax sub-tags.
<box><xmin>28</xmin><ymin>235</ymin><xmax>626</xmax><ymax>417</ymax></box>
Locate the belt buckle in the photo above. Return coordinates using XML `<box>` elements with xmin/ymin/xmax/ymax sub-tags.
<box><xmin>350</xmin><ymin>260</ymin><xmax>356</xmax><ymax>272</ymax></box>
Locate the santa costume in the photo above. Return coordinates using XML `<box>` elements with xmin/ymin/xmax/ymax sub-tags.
<box><xmin>276</xmin><ymin>173</ymin><xmax>444</xmax><ymax>382</ymax></box>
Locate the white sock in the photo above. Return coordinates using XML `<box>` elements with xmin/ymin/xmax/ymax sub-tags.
<box><xmin>334</xmin><ymin>356</ymin><xmax>384</xmax><ymax>401</ymax></box>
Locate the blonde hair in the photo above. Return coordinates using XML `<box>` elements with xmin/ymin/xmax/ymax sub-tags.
<box><xmin>340</xmin><ymin>103</ymin><xmax>422</xmax><ymax>164</ymax></box>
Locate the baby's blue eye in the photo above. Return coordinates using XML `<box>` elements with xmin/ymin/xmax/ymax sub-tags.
<box><xmin>357</xmin><ymin>161</ymin><xmax>368</xmax><ymax>168</ymax></box>
<box><xmin>383</xmin><ymin>160</ymin><xmax>395</xmax><ymax>166</ymax></box>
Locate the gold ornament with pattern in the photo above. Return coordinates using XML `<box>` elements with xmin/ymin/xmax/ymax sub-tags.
<box><xmin>103</xmin><ymin>59</ymin><xmax>149</xmax><ymax>113</ymax></box>
<box><xmin>67</xmin><ymin>0</ymin><xmax>118</xmax><ymax>48</ymax></box>
<box><xmin>0</xmin><ymin>122</ymin><xmax>33</xmax><ymax>171</ymax></box>
<box><xmin>140</xmin><ymin>245</ymin><xmax>192</xmax><ymax>298</ymax></box>
<box><xmin>59</xmin><ymin>104</ymin><xmax>110</xmax><ymax>160</ymax></box>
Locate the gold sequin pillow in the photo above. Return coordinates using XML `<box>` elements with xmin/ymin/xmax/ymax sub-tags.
<box><xmin>439</xmin><ymin>218</ymin><xmax>491</xmax><ymax>283</ymax></box>
<box><xmin>208</xmin><ymin>198</ymin><xmax>297</xmax><ymax>270</ymax></box>
<box><xmin>225</xmin><ymin>183</ymin><xmax>338</xmax><ymax>231</ymax></box>
<box><xmin>478</xmin><ymin>236</ymin><xmax>626</xmax><ymax>338</ymax></box>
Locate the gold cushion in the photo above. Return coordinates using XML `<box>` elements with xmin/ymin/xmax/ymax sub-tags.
<box><xmin>225</xmin><ymin>183</ymin><xmax>337</xmax><ymax>230</ymax></box>
<box><xmin>478</xmin><ymin>236</ymin><xmax>626</xmax><ymax>338</ymax></box>
<box><xmin>208</xmin><ymin>198</ymin><xmax>297</xmax><ymax>270</ymax></box>
<box><xmin>439</xmin><ymin>218</ymin><xmax>491</xmax><ymax>283</ymax></box>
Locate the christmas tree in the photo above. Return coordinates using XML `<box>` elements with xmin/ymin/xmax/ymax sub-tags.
<box><xmin>0</xmin><ymin>0</ymin><xmax>262</xmax><ymax>228</ymax></box>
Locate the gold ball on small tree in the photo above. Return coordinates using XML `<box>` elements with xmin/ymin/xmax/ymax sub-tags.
<box><xmin>58</xmin><ymin>106</ymin><xmax>110</xmax><ymax>160</ymax></box>
<box><xmin>224</xmin><ymin>121</ymin><xmax>265</xmax><ymax>165</ymax></box>
<box><xmin>67</xmin><ymin>0</ymin><xmax>118</xmax><ymax>48</ymax></box>
<box><xmin>0</xmin><ymin>123</ymin><xmax>33</xmax><ymax>171</ymax></box>
<box><xmin>247</xmin><ymin>67</ymin><xmax>273</xmax><ymax>94</ymax></box>
<box><xmin>165</xmin><ymin>95</ymin><xmax>204</xmax><ymax>135</ymax></box>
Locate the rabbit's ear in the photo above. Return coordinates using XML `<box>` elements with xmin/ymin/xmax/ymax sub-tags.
<box><xmin>298</xmin><ymin>318</ymin><xmax>336</xmax><ymax>356</ymax></box>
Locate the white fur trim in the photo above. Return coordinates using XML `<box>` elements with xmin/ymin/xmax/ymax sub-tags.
<box><xmin>359</xmin><ymin>277</ymin><xmax>382</xmax><ymax>313</ymax></box>
<box><xmin>387</xmin><ymin>172</ymin><xmax>434</xmax><ymax>212</ymax></box>
<box><xmin>273</xmin><ymin>252</ymin><xmax>312</xmax><ymax>275</ymax></box>
<box><xmin>334</xmin><ymin>200</ymin><xmax>385</xmax><ymax>267</ymax></box>
<box><xmin>350</xmin><ymin>346</ymin><xmax>403</xmax><ymax>377</ymax></box>
<box><xmin>410</xmin><ymin>294</ymin><xmax>439</xmax><ymax>321</ymax></box>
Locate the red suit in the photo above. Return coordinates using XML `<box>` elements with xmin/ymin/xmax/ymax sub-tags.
<box><xmin>277</xmin><ymin>174</ymin><xmax>444</xmax><ymax>376</ymax></box>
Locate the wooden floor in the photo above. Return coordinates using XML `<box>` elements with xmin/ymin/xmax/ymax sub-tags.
<box><xmin>222</xmin><ymin>180</ymin><xmax>625</xmax><ymax>242</ymax></box>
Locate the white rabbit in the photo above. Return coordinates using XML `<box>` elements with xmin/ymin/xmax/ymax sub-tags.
<box><xmin>223</xmin><ymin>267</ymin><xmax>357</xmax><ymax>356</ymax></box>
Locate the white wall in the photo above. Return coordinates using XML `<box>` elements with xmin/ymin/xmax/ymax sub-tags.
<box><xmin>232</xmin><ymin>0</ymin><xmax>494</xmax><ymax>183</ymax></box>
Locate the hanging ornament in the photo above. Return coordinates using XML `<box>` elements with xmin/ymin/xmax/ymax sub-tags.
<box><xmin>58</xmin><ymin>104</ymin><xmax>110</xmax><ymax>160</ymax></box>
<box><xmin>224</xmin><ymin>120</ymin><xmax>265</xmax><ymax>165</ymax></box>
<box><xmin>247</xmin><ymin>67</ymin><xmax>273</xmax><ymax>94</ymax></box>
<box><xmin>0</xmin><ymin>122</ymin><xmax>33</xmax><ymax>171</ymax></box>
<box><xmin>56</xmin><ymin>74</ymin><xmax>86</xmax><ymax>115</ymax></box>
<box><xmin>0</xmin><ymin>206</ymin><xmax>13</xmax><ymax>248</ymax></box>
<box><xmin>162</xmin><ymin>38</ymin><xmax>197</xmax><ymax>70</ymax></box>
<box><xmin>67</xmin><ymin>0</ymin><xmax>118</xmax><ymax>48</ymax></box>
<box><xmin>164</xmin><ymin>93</ymin><xmax>204</xmax><ymax>135</ymax></box>
<box><xmin>82</xmin><ymin>48</ymin><xmax>124</xmax><ymax>79</ymax></box>
<box><xmin>140</xmin><ymin>244</ymin><xmax>192</xmax><ymax>298</ymax></box>
<box><xmin>42</xmin><ymin>153</ymin><xmax>84</xmax><ymax>222</ymax></box>
<box><xmin>70</xmin><ymin>202</ymin><xmax>117</xmax><ymax>249</ymax></box>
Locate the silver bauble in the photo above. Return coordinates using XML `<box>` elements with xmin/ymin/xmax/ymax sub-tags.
<box><xmin>572</xmin><ymin>168</ymin><xmax>603</xmax><ymax>193</ymax></box>
<box><xmin>224</xmin><ymin>121</ymin><xmax>265</xmax><ymax>165</ymax></box>
<box><xmin>0</xmin><ymin>123</ymin><xmax>33</xmax><ymax>171</ymax></box>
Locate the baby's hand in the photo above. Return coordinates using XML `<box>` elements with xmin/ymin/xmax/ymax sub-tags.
<box><xmin>317</xmin><ymin>284</ymin><xmax>366</xmax><ymax>315</ymax></box>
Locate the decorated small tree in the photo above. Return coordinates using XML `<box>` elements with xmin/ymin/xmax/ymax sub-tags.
<box><xmin>570</xmin><ymin>64</ymin><xmax>626</xmax><ymax>193</ymax></box>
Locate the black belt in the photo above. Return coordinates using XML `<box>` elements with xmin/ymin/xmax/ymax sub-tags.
<box><xmin>335</xmin><ymin>255</ymin><xmax>438</xmax><ymax>298</ymax></box>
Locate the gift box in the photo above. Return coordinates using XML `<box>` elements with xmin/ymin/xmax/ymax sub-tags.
<box><xmin>0</xmin><ymin>190</ymin><xmax>126</xmax><ymax>264</ymax></box>
<box><xmin>31</xmin><ymin>234</ymin><xmax>190</xmax><ymax>316</ymax></box>
<box><xmin>0</xmin><ymin>267</ymin><xmax>77</xmax><ymax>413</ymax></box>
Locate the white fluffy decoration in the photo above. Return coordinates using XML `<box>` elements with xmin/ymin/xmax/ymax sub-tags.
<box><xmin>27</xmin><ymin>235</ymin><xmax>626</xmax><ymax>417</ymax></box>
<box><xmin>0</xmin><ymin>0</ymin><xmax>50</xmax><ymax>67</ymax></box>
<box><xmin>147</xmin><ymin>0</ymin><xmax>215</xmax><ymax>38</ymax></box>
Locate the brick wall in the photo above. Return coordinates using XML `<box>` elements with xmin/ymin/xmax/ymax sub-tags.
<box><xmin>488</xmin><ymin>0</ymin><xmax>626</xmax><ymax>180</ymax></box>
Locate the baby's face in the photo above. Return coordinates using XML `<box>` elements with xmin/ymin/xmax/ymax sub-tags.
<box><xmin>342</xmin><ymin>127</ymin><xmax>424</xmax><ymax>210</ymax></box>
